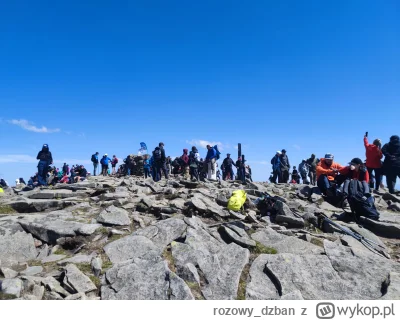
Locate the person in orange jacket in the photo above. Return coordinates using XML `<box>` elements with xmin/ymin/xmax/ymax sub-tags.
<box><xmin>364</xmin><ymin>134</ymin><xmax>383</xmax><ymax>190</ymax></box>
<box><xmin>316</xmin><ymin>153</ymin><xmax>344</xmax><ymax>196</ymax></box>
<box><xmin>339</xmin><ymin>158</ymin><xmax>370</xmax><ymax>183</ymax></box>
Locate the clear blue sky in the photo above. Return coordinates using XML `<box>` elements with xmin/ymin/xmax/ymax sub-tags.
<box><xmin>1</xmin><ymin>0</ymin><xmax>399</xmax><ymax>185</ymax></box>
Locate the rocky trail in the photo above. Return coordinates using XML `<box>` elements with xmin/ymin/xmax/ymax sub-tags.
<box><xmin>0</xmin><ymin>176</ymin><xmax>400</xmax><ymax>300</ymax></box>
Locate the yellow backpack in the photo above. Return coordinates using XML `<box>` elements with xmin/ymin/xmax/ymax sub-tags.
<box><xmin>227</xmin><ymin>190</ymin><xmax>247</xmax><ymax>212</ymax></box>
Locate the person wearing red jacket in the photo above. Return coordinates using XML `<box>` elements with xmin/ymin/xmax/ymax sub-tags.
<box><xmin>316</xmin><ymin>153</ymin><xmax>345</xmax><ymax>196</ymax></box>
<box><xmin>339</xmin><ymin>158</ymin><xmax>370</xmax><ymax>183</ymax></box>
<box><xmin>364</xmin><ymin>135</ymin><xmax>383</xmax><ymax>190</ymax></box>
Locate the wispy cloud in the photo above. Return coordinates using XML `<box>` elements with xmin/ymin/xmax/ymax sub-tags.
<box><xmin>186</xmin><ymin>139</ymin><xmax>225</xmax><ymax>150</ymax></box>
<box><xmin>0</xmin><ymin>154</ymin><xmax>91</xmax><ymax>166</ymax></box>
<box><xmin>8</xmin><ymin>119</ymin><xmax>60</xmax><ymax>133</ymax></box>
<box><xmin>292</xmin><ymin>144</ymin><xmax>301</xmax><ymax>150</ymax></box>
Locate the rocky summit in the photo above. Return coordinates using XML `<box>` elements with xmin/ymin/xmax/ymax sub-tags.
<box><xmin>0</xmin><ymin>176</ymin><xmax>400</xmax><ymax>300</ymax></box>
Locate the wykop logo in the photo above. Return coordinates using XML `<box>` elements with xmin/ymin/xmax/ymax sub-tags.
<box><xmin>316</xmin><ymin>303</ymin><xmax>335</xmax><ymax>319</ymax></box>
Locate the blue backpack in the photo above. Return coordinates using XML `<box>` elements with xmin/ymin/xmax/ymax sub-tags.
<box><xmin>213</xmin><ymin>145</ymin><xmax>221</xmax><ymax>160</ymax></box>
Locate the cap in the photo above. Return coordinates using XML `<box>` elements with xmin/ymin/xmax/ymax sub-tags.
<box><xmin>276</xmin><ymin>151</ymin><xmax>282</xmax><ymax>154</ymax></box>
<box><xmin>349</xmin><ymin>158</ymin><xmax>363</xmax><ymax>165</ymax></box>
<box><xmin>105</xmin><ymin>153</ymin><xmax>108</xmax><ymax>156</ymax></box>
<box><xmin>325</xmin><ymin>153</ymin><xmax>334</xmax><ymax>160</ymax></box>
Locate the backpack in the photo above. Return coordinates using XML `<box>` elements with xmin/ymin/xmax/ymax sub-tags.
<box><xmin>213</xmin><ymin>145</ymin><xmax>221</xmax><ymax>160</ymax></box>
<box><xmin>153</xmin><ymin>149</ymin><xmax>162</xmax><ymax>161</ymax></box>
<box><xmin>100</xmin><ymin>157</ymin><xmax>106</xmax><ymax>165</ymax></box>
<box><xmin>343</xmin><ymin>179</ymin><xmax>380</xmax><ymax>221</ymax></box>
<box><xmin>189</xmin><ymin>152</ymin><xmax>198</xmax><ymax>165</ymax></box>
<box><xmin>91</xmin><ymin>154</ymin><xmax>96</xmax><ymax>162</ymax></box>
<box><xmin>112</xmin><ymin>157</ymin><xmax>118</xmax><ymax>165</ymax></box>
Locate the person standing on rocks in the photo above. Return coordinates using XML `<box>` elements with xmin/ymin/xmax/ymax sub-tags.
<box><xmin>111</xmin><ymin>155</ymin><xmax>119</xmax><ymax>175</ymax></box>
<box><xmin>363</xmin><ymin>134</ymin><xmax>383</xmax><ymax>191</ymax></box>
<box><xmin>270</xmin><ymin>151</ymin><xmax>282</xmax><ymax>183</ymax></box>
<box><xmin>189</xmin><ymin>146</ymin><xmax>200</xmax><ymax>181</ymax></box>
<box><xmin>306</xmin><ymin>154</ymin><xmax>318</xmax><ymax>185</ymax></box>
<box><xmin>158</xmin><ymin>142</ymin><xmax>169</xmax><ymax>180</ymax></box>
<box><xmin>203</xmin><ymin>145</ymin><xmax>217</xmax><ymax>179</ymax></box>
<box><xmin>382</xmin><ymin>135</ymin><xmax>400</xmax><ymax>194</ymax></box>
<box><xmin>100</xmin><ymin>154</ymin><xmax>112</xmax><ymax>176</ymax></box>
<box><xmin>165</xmin><ymin>156</ymin><xmax>172</xmax><ymax>176</ymax></box>
<box><xmin>280</xmin><ymin>149</ymin><xmax>290</xmax><ymax>183</ymax></box>
<box><xmin>316</xmin><ymin>153</ymin><xmax>344</xmax><ymax>196</ymax></box>
<box><xmin>91</xmin><ymin>152</ymin><xmax>99</xmax><ymax>176</ymax></box>
<box><xmin>36</xmin><ymin>144</ymin><xmax>53</xmax><ymax>186</ymax></box>
<box><xmin>152</xmin><ymin>146</ymin><xmax>163</xmax><ymax>181</ymax></box>
<box><xmin>143</xmin><ymin>154</ymin><xmax>151</xmax><ymax>179</ymax></box>
<box><xmin>222</xmin><ymin>153</ymin><xmax>236</xmax><ymax>180</ymax></box>
<box><xmin>181</xmin><ymin>149</ymin><xmax>190</xmax><ymax>179</ymax></box>
<box><xmin>299</xmin><ymin>159</ymin><xmax>309</xmax><ymax>184</ymax></box>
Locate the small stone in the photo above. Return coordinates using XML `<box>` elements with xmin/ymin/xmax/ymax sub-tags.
<box><xmin>1</xmin><ymin>278</ymin><xmax>23</xmax><ymax>298</ymax></box>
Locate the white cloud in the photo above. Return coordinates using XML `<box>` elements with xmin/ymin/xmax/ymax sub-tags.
<box><xmin>292</xmin><ymin>144</ymin><xmax>301</xmax><ymax>150</ymax></box>
<box><xmin>186</xmin><ymin>139</ymin><xmax>225</xmax><ymax>150</ymax></box>
<box><xmin>248</xmin><ymin>160</ymin><xmax>269</xmax><ymax>165</ymax></box>
<box><xmin>8</xmin><ymin>119</ymin><xmax>60</xmax><ymax>133</ymax></box>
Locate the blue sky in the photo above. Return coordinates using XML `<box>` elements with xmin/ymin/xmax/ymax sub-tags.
<box><xmin>0</xmin><ymin>0</ymin><xmax>399</xmax><ymax>185</ymax></box>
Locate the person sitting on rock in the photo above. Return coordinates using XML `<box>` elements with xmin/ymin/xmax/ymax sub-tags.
<box><xmin>339</xmin><ymin>158</ymin><xmax>370</xmax><ymax>184</ymax></box>
<box><xmin>60</xmin><ymin>173</ymin><xmax>69</xmax><ymax>184</ymax></box>
<box><xmin>74</xmin><ymin>165</ymin><xmax>88</xmax><ymax>182</ymax></box>
<box><xmin>291</xmin><ymin>166</ymin><xmax>300</xmax><ymax>184</ymax></box>
<box><xmin>316</xmin><ymin>153</ymin><xmax>345</xmax><ymax>196</ymax></box>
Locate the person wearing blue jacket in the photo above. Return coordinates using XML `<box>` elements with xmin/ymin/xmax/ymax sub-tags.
<box><xmin>144</xmin><ymin>155</ymin><xmax>152</xmax><ymax>179</ymax></box>
<box><xmin>100</xmin><ymin>154</ymin><xmax>112</xmax><ymax>176</ymax></box>
<box><xmin>270</xmin><ymin>151</ymin><xmax>281</xmax><ymax>183</ymax></box>
<box><xmin>203</xmin><ymin>145</ymin><xmax>217</xmax><ymax>177</ymax></box>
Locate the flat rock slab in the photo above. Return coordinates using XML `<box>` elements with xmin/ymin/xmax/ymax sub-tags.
<box><xmin>172</xmin><ymin>226</ymin><xmax>250</xmax><ymax>300</ymax></box>
<box><xmin>104</xmin><ymin>235</ymin><xmax>162</xmax><ymax>264</ymax></box>
<box><xmin>0</xmin><ymin>232</ymin><xmax>37</xmax><ymax>267</ymax></box>
<box><xmin>97</xmin><ymin>205</ymin><xmax>131</xmax><ymax>226</ymax></box>
<box><xmin>57</xmin><ymin>254</ymin><xmax>96</xmax><ymax>266</ymax></box>
<box><xmin>359</xmin><ymin>216</ymin><xmax>400</xmax><ymax>239</ymax></box>
<box><xmin>20</xmin><ymin>266</ymin><xmax>43</xmax><ymax>276</ymax></box>
<box><xmin>19</xmin><ymin>219</ymin><xmax>101</xmax><ymax>244</ymax></box>
<box><xmin>133</xmin><ymin>218</ymin><xmax>187</xmax><ymax>250</ymax></box>
<box><xmin>0</xmin><ymin>267</ymin><xmax>19</xmax><ymax>279</ymax></box>
<box><xmin>63</xmin><ymin>264</ymin><xmax>97</xmax><ymax>294</ymax></box>
<box><xmin>42</xmin><ymin>254</ymin><xmax>67</xmax><ymax>263</ymax></box>
<box><xmin>251</xmin><ymin>227</ymin><xmax>324</xmax><ymax>255</ymax></box>
<box><xmin>102</xmin><ymin>258</ymin><xmax>194</xmax><ymax>300</ymax></box>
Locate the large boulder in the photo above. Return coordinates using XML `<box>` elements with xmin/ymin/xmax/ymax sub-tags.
<box><xmin>0</xmin><ymin>232</ymin><xmax>37</xmax><ymax>267</ymax></box>
<box><xmin>172</xmin><ymin>226</ymin><xmax>250</xmax><ymax>299</ymax></box>
<box><xmin>97</xmin><ymin>206</ymin><xmax>131</xmax><ymax>226</ymax></box>
<box><xmin>101</xmin><ymin>258</ymin><xmax>194</xmax><ymax>300</ymax></box>
<box><xmin>63</xmin><ymin>264</ymin><xmax>97</xmax><ymax>294</ymax></box>
<box><xmin>274</xmin><ymin>200</ymin><xmax>305</xmax><ymax>228</ymax></box>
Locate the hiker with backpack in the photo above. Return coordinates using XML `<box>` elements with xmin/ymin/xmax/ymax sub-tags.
<box><xmin>299</xmin><ymin>160</ymin><xmax>309</xmax><ymax>184</ymax></box>
<box><xmin>152</xmin><ymin>145</ymin><xmax>163</xmax><ymax>181</ymax></box>
<box><xmin>91</xmin><ymin>152</ymin><xmax>99</xmax><ymax>176</ymax></box>
<box><xmin>316</xmin><ymin>153</ymin><xmax>345</xmax><ymax>196</ymax></box>
<box><xmin>158</xmin><ymin>142</ymin><xmax>169</xmax><ymax>180</ymax></box>
<box><xmin>100</xmin><ymin>154</ymin><xmax>112</xmax><ymax>176</ymax></box>
<box><xmin>111</xmin><ymin>155</ymin><xmax>119</xmax><ymax>175</ymax></box>
<box><xmin>306</xmin><ymin>154</ymin><xmax>319</xmax><ymax>185</ymax></box>
<box><xmin>222</xmin><ymin>153</ymin><xmax>236</xmax><ymax>180</ymax></box>
<box><xmin>188</xmin><ymin>146</ymin><xmax>200</xmax><ymax>181</ymax></box>
<box><xmin>280</xmin><ymin>149</ymin><xmax>290</xmax><ymax>183</ymax></box>
<box><xmin>36</xmin><ymin>144</ymin><xmax>53</xmax><ymax>186</ymax></box>
<box><xmin>364</xmin><ymin>133</ymin><xmax>383</xmax><ymax>191</ymax></box>
<box><xmin>382</xmin><ymin>135</ymin><xmax>400</xmax><ymax>194</ymax></box>
<box><xmin>270</xmin><ymin>151</ymin><xmax>281</xmax><ymax>183</ymax></box>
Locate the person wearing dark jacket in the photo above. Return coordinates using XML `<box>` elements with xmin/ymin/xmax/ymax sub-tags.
<box><xmin>280</xmin><ymin>149</ymin><xmax>290</xmax><ymax>183</ymax></box>
<box><xmin>270</xmin><ymin>151</ymin><xmax>281</xmax><ymax>183</ymax></box>
<box><xmin>36</xmin><ymin>144</ymin><xmax>53</xmax><ymax>186</ymax></box>
<box><xmin>222</xmin><ymin>154</ymin><xmax>236</xmax><ymax>180</ymax></box>
<box><xmin>91</xmin><ymin>152</ymin><xmax>99</xmax><ymax>176</ymax></box>
<box><xmin>159</xmin><ymin>142</ymin><xmax>169</xmax><ymax>180</ymax></box>
<box><xmin>382</xmin><ymin>135</ymin><xmax>400</xmax><ymax>194</ymax></box>
<box><xmin>188</xmin><ymin>146</ymin><xmax>200</xmax><ymax>181</ymax></box>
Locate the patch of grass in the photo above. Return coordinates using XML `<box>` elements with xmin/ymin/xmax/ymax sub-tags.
<box><xmin>108</xmin><ymin>234</ymin><xmax>123</xmax><ymax>242</ymax></box>
<box><xmin>89</xmin><ymin>275</ymin><xmax>101</xmax><ymax>288</ymax></box>
<box><xmin>102</xmin><ymin>260</ymin><xmax>113</xmax><ymax>271</ymax></box>
<box><xmin>310</xmin><ymin>237</ymin><xmax>324</xmax><ymax>248</ymax></box>
<box><xmin>251</xmin><ymin>242</ymin><xmax>277</xmax><ymax>255</ymax></box>
<box><xmin>185</xmin><ymin>281</ymin><xmax>205</xmax><ymax>300</ymax></box>
<box><xmin>0</xmin><ymin>293</ymin><xmax>17</xmax><ymax>300</ymax></box>
<box><xmin>97</xmin><ymin>227</ymin><xmax>109</xmax><ymax>235</ymax></box>
<box><xmin>28</xmin><ymin>260</ymin><xmax>43</xmax><ymax>267</ymax></box>
<box><xmin>0</xmin><ymin>205</ymin><xmax>17</xmax><ymax>215</ymax></box>
<box><xmin>246</xmin><ymin>228</ymin><xmax>256</xmax><ymax>236</ymax></box>
<box><xmin>162</xmin><ymin>245</ymin><xmax>176</xmax><ymax>273</ymax></box>
<box><xmin>53</xmin><ymin>248</ymin><xmax>68</xmax><ymax>255</ymax></box>
<box><xmin>237</xmin><ymin>263</ymin><xmax>251</xmax><ymax>300</ymax></box>
<box><xmin>76</xmin><ymin>263</ymin><xmax>92</xmax><ymax>274</ymax></box>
